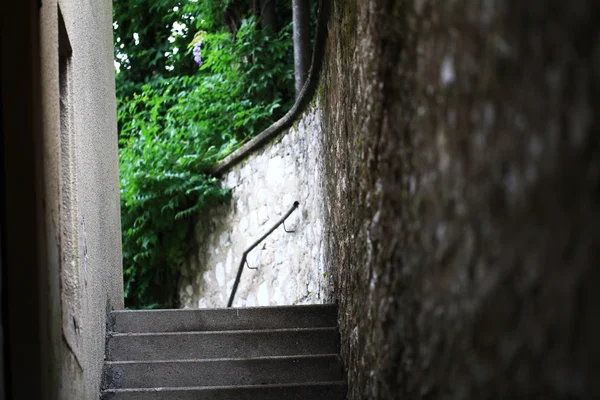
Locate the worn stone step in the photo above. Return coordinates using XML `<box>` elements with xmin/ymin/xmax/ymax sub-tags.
<box><xmin>104</xmin><ymin>354</ymin><xmax>343</xmax><ymax>389</ymax></box>
<box><xmin>101</xmin><ymin>382</ymin><xmax>347</xmax><ymax>400</ymax></box>
<box><xmin>107</xmin><ymin>327</ymin><xmax>339</xmax><ymax>361</ymax></box>
<box><xmin>109</xmin><ymin>304</ymin><xmax>338</xmax><ymax>333</ymax></box>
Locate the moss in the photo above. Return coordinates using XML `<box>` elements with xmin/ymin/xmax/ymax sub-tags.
<box><xmin>343</xmin><ymin>0</ymin><xmax>358</xmax><ymax>50</ymax></box>
<box><xmin>317</xmin><ymin>82</ymin><xmax>327</xmax><ymax>103</ymax></box>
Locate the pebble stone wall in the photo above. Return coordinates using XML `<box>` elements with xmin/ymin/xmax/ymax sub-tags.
<box><xmin>179</xmin><ymin>104</ymin><xmax>334</xmax><ymax>308</ymax></box>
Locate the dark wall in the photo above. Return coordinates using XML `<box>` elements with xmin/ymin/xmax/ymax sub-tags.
<box><xmin>321</xmin><ymin>0</ymin><xmax>600</xmax><ymax>398</ymax></box>
<box><xmin>1</xmin><ymin>1</ymin><xmax>51</xmax><ymax>399</ymax></box>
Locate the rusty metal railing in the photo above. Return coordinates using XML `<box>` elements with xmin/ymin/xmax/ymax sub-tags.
<box><xmin>227</xmin><ymin>201</ymin><xmax>299</xmax><ymax>307</ymax></box>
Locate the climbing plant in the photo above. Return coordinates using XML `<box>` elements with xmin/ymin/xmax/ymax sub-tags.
<box><xmin>114</xmin><ymin>0</ymin><xmax>297</xmax><ymax>308</ymax></box>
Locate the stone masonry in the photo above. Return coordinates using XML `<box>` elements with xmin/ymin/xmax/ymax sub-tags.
<box><xmin>179</xmin><ymin>104</ymin><xmax>333</xmax><ymax>308</ymax></box>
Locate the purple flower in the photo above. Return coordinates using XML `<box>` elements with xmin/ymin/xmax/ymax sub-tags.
<box><xmin>193</xmin><ymin>40</ymin><xmax>203</xmax><ymax>67</ymax></box>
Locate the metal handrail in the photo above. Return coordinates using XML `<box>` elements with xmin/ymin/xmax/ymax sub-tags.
<box><xmin>227</xmin><ymin>201</ymin><xmax>299</xmax><ymax>307</ymax></box>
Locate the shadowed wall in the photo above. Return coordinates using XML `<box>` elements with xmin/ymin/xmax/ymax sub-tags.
<box><xmin>321</xmin><ymin>0</ymin><xmax>600</xmax><ymax>398</ymax></box>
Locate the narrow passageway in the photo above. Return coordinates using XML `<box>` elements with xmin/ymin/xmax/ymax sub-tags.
<box><xmin>2</xmin><ymin>0</ymin><xmax>598</xmax><ymax>399</ymax></box>
<box><xmin>106</xmin><ymin>2</ymin><xmax>346</xmax><ymax>398</ymax></box>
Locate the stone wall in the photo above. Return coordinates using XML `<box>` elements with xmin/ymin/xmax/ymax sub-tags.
<box><xmin>321</xmin><ymin>0</ymin><xmax>599</xmax><ymax>399</ymax></box>
<box><xmin>179</xmin><ymin>104</ymin><xmax>333</xmax><ymax>308</ymax></box>
<box><xmin>39</xmin><ymin>0</ymin><xmax>124</xmax><ymax>398</ymax></box>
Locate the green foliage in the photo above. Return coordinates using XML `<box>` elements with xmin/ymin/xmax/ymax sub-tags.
<box><xmin>115</xmin><ymin>1</ymin><xmax>295</xmax><ymax>308</ymax></box>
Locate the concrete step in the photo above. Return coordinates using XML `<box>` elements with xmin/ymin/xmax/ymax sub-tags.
<box><xmin>107</xmin><ymin>327</ymin><xmax>340</xmax><ymax>361</ymax></box>
<box><xmin>104</xmin><ymin>354</ymin><xmax>343</xmax><ymax>389</ymax></box>
<box><xmin>109</xmin><ymin>304</ymin><xmax>338</xmax><ymax>333</ymax></box>
<box><xmin>101</xmin><ymin>382</ymin><xmax>347</xmax><ymax>400</ymax></box>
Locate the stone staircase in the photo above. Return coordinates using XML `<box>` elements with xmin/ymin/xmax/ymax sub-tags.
<box><xmin>101</xmin><ymin>304</ymin><xmax>346</xmax><ymax>399</ymax></box>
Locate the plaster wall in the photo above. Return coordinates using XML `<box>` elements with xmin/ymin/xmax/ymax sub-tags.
<box><xmin>40</xmin><ymin>0</ymin><xmax>124</xmax><ymax>398</ymax></box>
<box><xmin>179</xmin><ymin>105</ymin><xmax>333</xmax><ymax>308</ymax></box>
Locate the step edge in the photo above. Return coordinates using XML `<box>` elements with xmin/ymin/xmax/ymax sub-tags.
<box><xmin>108</xmin><ymin>326</ymin><xmax>338</xmax><ymax>337</ymax></box>
<box><xmin>102</xmin><ymin>381</ymin><xmax>347</xmax><ymax>393</ymax></box>
<box><xmin>104</xmin><ymin>353</ymin><xmax>341</xmax><ymax>365</ymax></box>
<box><xmin>111</xmin><ymin>304</ymin><xmax>337</xmax><ymax>315</ymax></box>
